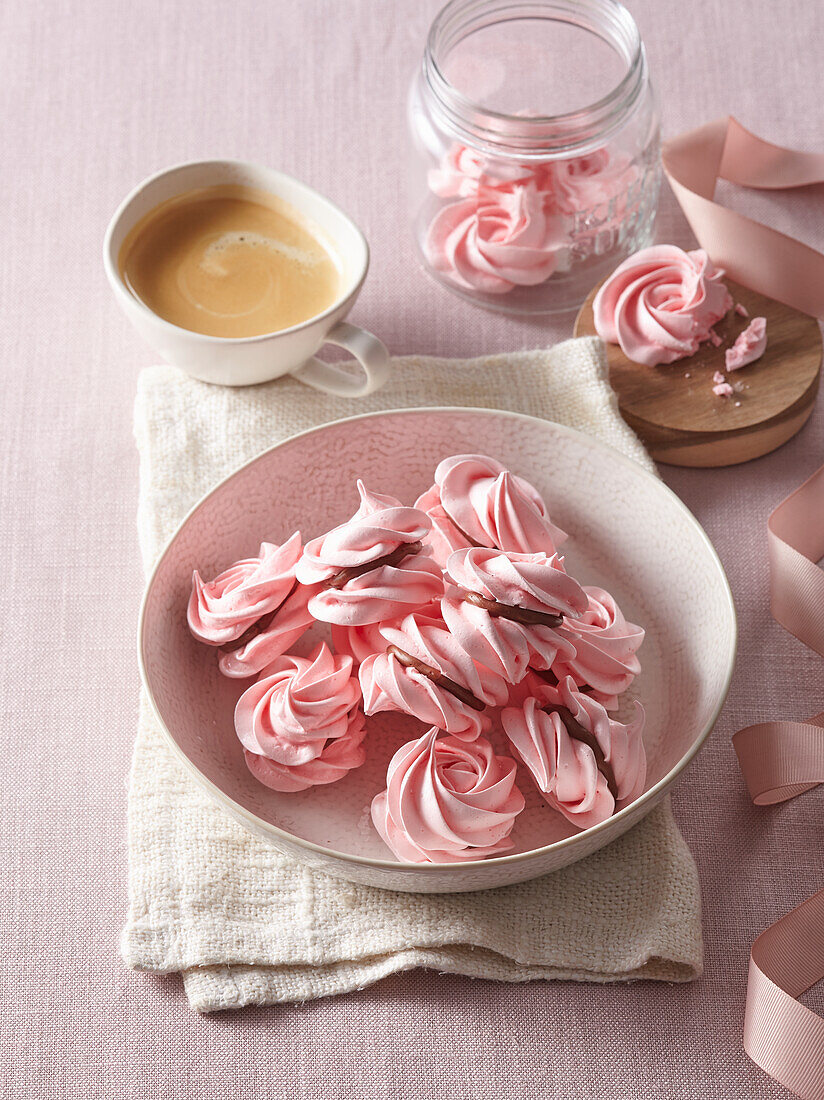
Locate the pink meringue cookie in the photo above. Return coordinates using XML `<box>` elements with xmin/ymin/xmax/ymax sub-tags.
<box><xmin>371</xmin><ymin>726</ymin><xmax>525</xmax><ymax>863</ymax></box>
<box><xmin>445</xmin><ymin>546</ymin><xmax>587</xmax><ymax>619</ymax></box>
<box><xmin>425</xmin><ymin>184</ymin><xmax>562</xmax><ymax>295</ymax></box>
<box><xmin>441</xmin><ymin>547</ymin><xmax>586</xmax><ymax>684</ymax></box>
<box><xmin>441</xmin><ymin>591</ymin><xmax>577</xmax><ymax>685</ymax></box>
<box><xmin>308</xmin><ymin>553</ymin><xmax>444</xmax><ymax>627</ymax></box>
<box><xmin>725</xmin><ymin>316</ymin><xmax>767</xmax><ymax>370</ymax></box>
<box><xmin>296</xmin><ymin>481</ymin><xmax>443</xmax><ymax>626</ymax></box>
<box><xmin>330</xmin><ymin>599</ymin><xmax>442</xmax><ymax>667</ymax></box>
<box><xmin>428</xmin><ymin>143</ymin><xmax>537</xmax><ymax>199</ymax></box>
<box><xmin>244</xmin><ymin>725</ymin><xmax>366</xmax><ymax>793</ymax></box>
<box><xmin>236</xmin><ymin>643</ymin><xmax>366</xmax><ymax>792</ymax></box>
<box><xmin>548</xmin><ymin>147</ymin><xmax>637</xmax><ymax>218</ymax></box>
<box><xmin>218</xmin><ymin>581</ymin><xmax>318</xmax><ymax>679</ymax></box>
<box><xmin>187</xmin><ymin>532</ymin><xmax>303</xmax><ymax>646</ymax></box>
<box><xmin>551</xmin><ymin>585</ymin><xmax>644</xmax><ymax>706</ymax></box>
<box><xmin>593</xmin><ymin>245</ymin><xmax>734</xmax><ymax>366</ymax></box>
<box><xmin>415</xmin><ymin>454</ymin><xmax>567</xmax><ymax>565</ymax></box>
<box><xmin>235</xmin><ymin>643</ymin><xmax>362</xmax><ymax>766</ymax></box>
<box><xmin>412</xmin><ymin>485</ymin><xmax>472</xmax><ymax>568</ymax></box>
<box><xmin>513</xmin><ymin>667</ymin><xmax>615</xmax><ymax>712</ymax></box>
<box><xmin>501</xmin><ymin>676</ymin><xmax>645</xmax><ymax>829</ymax></box>
<box><xmin>359</xmin><ymin>612</ymin><xmax>510</xmax><ymax>740</ymax></box>
<box><xmin>297</xmin><ymin>481</ymin><xmax>431</xmax><ymax>582</ymax></box>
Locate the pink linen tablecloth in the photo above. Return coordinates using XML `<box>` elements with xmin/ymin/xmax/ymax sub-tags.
<box><xmin>1</xmin><ymin>0</ymin><xmax>822</xmax><ymax>1096</ymax></box>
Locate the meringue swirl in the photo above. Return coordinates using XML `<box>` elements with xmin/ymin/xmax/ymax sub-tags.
<box><xmin>441</xmin><ymin>592</ymin><xmax>577</xmax><ymax>685</ymax></box>
<box><xmin>371</xmin><ymin>726</ymin><xmax>525</xmax><ymax>863</ymax></box>
<box><xmin>296</xmin><ymin>480</ymin><xmax>442</xmax><ymax>625</ymax></box>
<box><xmin>218</xmin><ymin>581</ymin><xmax>318</xmax><ymax>679</ymax></box>
<box><xmin>235</xmin><ymin>643</ymin><xmax>362</xmax><ymax>769</ymax></box>
<box><xmin>187</xmin><ymin>532</ymin><xmax>302</xmax><ymax>646</ymax></box>
<box><xmin>297</xmin><ymin>481</ymin><xmax>431</xmax><ymax>582</ymax></box>
<box><xmin>359</xmin><ymin>612</ymin><xmax>509</xmax><ymax>739</ymax></box>
<box><xmin>501</xmin><ymin>676</ymin><xmax>646</xmax><ymax>829</ymax></box>
<box><xmin>445</xmin><ymin>547</ymin><xmax>587</xmax><ymax>618</ymax></box>
<box><xmin>244</xmin><ymin>722</ymin><xmax>366</xmax><ymax>793</ymax></box>
<box><xmin>549</xmin><ymin>148</ymin><xmax>637</xmax><ymax>218</ymax></box>
<box><xmin>425</xmin><ymin>453</ymin><xmax>567</xmax><ymax>558</ymax></box>
<box><xmin>428</xmin><ymin>143</ymin><xmax>536</xmax><ymax>199</ymax></box>
<box><xmin>593</xmin><ymin>245</ymin><xmax>733</xmax><ymax>366</ymax></box>
<box><xmin>552</xmin><ymin>586</ymin><xmax>644</xmax><ymax>707</ymax></box>
<box><xmin>330</xmin><ymin>599</ymin><xmax>441</xmax><ymax>666</ymax></box>
<box><xmin>425</xmin><ymin>184</ymin><xmax>562</xmax><ymax>295</ymax></box>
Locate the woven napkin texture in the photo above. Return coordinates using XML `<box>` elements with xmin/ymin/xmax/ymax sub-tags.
<box><xmin>122</xmin><ymin>337</ymin><xmax>703</xmax><ymax>1013</ymax></box>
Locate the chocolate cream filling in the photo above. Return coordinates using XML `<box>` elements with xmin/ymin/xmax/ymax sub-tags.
<box><xmin>546</xmin><ymin>703</ymin><xmax>618</xmax><ymax>799</ymax></box>
<box><xmin>324</xmin><ymin>540</ymin><xmax>423</xmax><ymax>591</ymax></box>
<box><xmin>386</xmin><ymin>644</ymin><xmax>485</xmax><ymax>712</ymax></box>
<box><xmin>463</xmin><ymin>589</ymin><xmax>563</xmax><ymax>628</ymax></box>
<box><xmin>534</xmin><ymin>668</ymin><xmax>593</xmax><ymax>694</ymax></box>
<box><xmin>219</xmin><ymin>578</ymin><xmax>298</xmax><ymax>653</ymax></box>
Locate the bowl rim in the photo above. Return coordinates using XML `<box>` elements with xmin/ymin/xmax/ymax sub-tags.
<box><xmin>137</xmin><ymin>405</ymin><xmax>738</xmax><ymax>873</ymax></box>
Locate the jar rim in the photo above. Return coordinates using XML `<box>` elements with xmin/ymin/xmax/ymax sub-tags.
<box><xmin>422</xmin><ymin>0</ymin><xmax>647</xmax><ymax>159</ymax></box>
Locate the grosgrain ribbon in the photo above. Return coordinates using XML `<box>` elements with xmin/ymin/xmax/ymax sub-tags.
<box><xmin>731</xmin><ymin>467</ymin><xmax>824</xmax><ymax>1098</ymax></box>
<box><xmin>665</xmin><ymin>119</ymin><xmax>824</xmax><ymax>1098</ymax></box>
<box><xmin>663</xmin><ymin>117</ymin><xmax>824</xmax><ymax>318</ymax></box>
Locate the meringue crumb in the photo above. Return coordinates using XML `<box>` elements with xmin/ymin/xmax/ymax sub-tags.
<box><xmin>712</xmin><ymin>370</ymin><xmax>726</xmax><ymax>384</ymax></box>
<box><xmin>684</xmin><ymin>371</ymin><xmax>691</xmax><ymax>379</ymax></box>
<box><xmin>734</xmin><ymin>400</ymin><xmax>742</xmax><ymax>407</ymax></box>
<box><xmin>713</xmin><ymin>382</ymin><xmax>734</xmax><ymax>398</ymax></box>
<box><xmin>735</xmin><ymin>303</ymin><xmax>749</xmax><ymax>318</ymax></box>
<box><xmin>708</xmin><ymin>328</ymin><xmax>723</xmax><ymax>348</ymax></box>
<box><xmin>726</xmin><ymin>316</ymin><xmax>767</xmax><ymax>370</ymax></box>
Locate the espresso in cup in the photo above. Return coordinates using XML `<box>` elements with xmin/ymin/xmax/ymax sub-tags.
<box><xmin>118</xmin><ymin>185</ymin><xmax>342</xmax><ymax>338</ymax></box>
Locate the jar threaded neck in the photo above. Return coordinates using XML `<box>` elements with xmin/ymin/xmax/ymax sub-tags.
<box><xmin>423</xmin><ymin>0</ymin><xmax>647</xmax><ymax>160</ymax></box>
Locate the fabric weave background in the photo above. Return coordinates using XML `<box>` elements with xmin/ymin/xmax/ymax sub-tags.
<box><xmin>2</xmin><ymin>0</ymin><xmax>823</xmax><ymax>1095</ymax></box>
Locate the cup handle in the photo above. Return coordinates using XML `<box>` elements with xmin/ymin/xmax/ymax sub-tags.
<box><xmin>291</xmin><ymin>321</ymin><xmax>391</xmax><ymax>397</ymax></box>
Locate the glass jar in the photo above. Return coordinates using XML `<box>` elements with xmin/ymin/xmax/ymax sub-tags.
<box><xmin>408</xmin><ymin>0</ymin><xmax>661</xmax><ymax>314</ymax></box>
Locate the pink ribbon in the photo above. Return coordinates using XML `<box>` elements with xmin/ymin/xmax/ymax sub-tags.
<box><xmin>731</xmin><ymin>469</ymin><xmax>824</xmax><ymax>1098</ymax></box>
<box><xmin>664</xmin><ymin>119</ymin><xmax>824</xmax><ymax>1098</ymax></box>
<box><xmin>662</xmin><ymin>117</ymin><xmax>824</xmax><ymax>318</ymax></box>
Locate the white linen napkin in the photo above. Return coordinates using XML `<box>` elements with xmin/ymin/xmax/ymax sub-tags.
<box><xmin>122</xmin><ymin>337</ymin><xmax>703</xmax><ymax>1012</ymax></box>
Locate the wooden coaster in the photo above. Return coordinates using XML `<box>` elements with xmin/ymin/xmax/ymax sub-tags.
<box><xmin>574</xmin><ymin>280</ymin><xmax>822</xmax><ymax>467</ymax></box>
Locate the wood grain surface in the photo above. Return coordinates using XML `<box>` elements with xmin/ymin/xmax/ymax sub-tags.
<box><xmin>574</xmin><ymin>280</ymin><xmax>822</xmax><ymax>466</ymax></box>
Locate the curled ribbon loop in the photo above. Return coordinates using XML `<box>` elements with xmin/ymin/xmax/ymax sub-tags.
<box><xmin>663</xmin><ymin>117</ymin><xmax>824</xmax><ymax>318</ymax></box>
<box><xmin>744</xmin><ymin>891</ymin><xmax>824</xmax><ymax>1100</ymax></box>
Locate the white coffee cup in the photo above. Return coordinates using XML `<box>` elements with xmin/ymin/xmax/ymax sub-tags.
<box><xmin>103</xmin><ymin>160</ymin><xmax>390</xmax><ymax>395</ymax></box>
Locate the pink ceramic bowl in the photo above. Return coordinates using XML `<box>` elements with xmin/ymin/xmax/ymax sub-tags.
<box><xmin>139</xmin><ymin>408</ymin><xmax>736</xmax><ymax>893</ymax></box>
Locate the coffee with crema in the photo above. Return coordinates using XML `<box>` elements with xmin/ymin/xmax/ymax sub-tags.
<box><xmin>118</xmin><ymin>185</ymin><xmax>342</xmax><ymax>337</ymax></box>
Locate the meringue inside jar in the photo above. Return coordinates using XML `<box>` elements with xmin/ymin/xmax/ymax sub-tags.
<box><xmin>409</xmin><ymin>0</ymin><xmax>661</xmax><ymax>314</ymax></box>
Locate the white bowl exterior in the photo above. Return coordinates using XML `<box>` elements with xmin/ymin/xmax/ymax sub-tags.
<box><xmin>103</xmin><ymin>161</ymin><xmax>369</xmax><ymax>386</ymax></box>
<box><xmin>140</xmin><ymin>409</ymin><xmax>736</xmax><ymax>892</ymax></box>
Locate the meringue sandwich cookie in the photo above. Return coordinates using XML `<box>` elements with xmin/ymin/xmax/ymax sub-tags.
<box><xmin>217</xmin><ymin>580</ymin><xmax>318</xmax><ymax>678</ymax></box>
<box><xmin>371</xmin><ymin>726</ymin><xmax>525</xmax><ymax>863</ymax></box>
<box><xmin>501</xmin><ymin>677</ymin><xmax>646</xmax><ymax>830</ymax></box>
<box><xmin>185</xmin><ymin>532</ymin><xmax>317</xmax><ymax>679</ymax></box>
<box><xmin>359</xmin><ymin>612</ymin><xmax>509</xmax><ymax>740</ymax></box>
<box><xmin>330</xmin><ymin>598</ymin><xmax>442</xmax><ymax>667</ymax></box>
<box><xmin>236</xmin><ymin>643</ymin><xmax>366</xmax><ymax>792</ymax></box>
<box><xmin>442</xmin><ymin>546</ymin><xmax>588</xmax><ymax>684</ymax></box>
<box><xmin>414</xmin><ymin>452</ymin><xmax>566</xmax><ymax>566</ymax></box>
<box><xmin>550</xmin><ymin>585</ymin><xmax>644</xmax><ymax>708</ymax></box>
<box><xmin>297</xmin><ymin>481</ymin><xmax>443</xmax><ymax>625</ymax></box>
